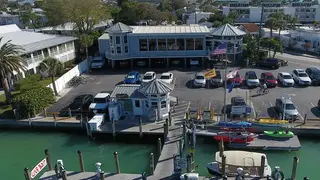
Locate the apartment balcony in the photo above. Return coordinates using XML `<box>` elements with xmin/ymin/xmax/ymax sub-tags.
<box><xmin>33</xmin><ymin>55</ymin><xmax>44</xmax><ymax>62</ymax></box>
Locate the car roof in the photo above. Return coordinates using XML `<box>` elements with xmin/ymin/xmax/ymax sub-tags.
<box><xmin>280</xmin><ymin>98</ymin><xmax>294</xmax><ymax>104</ymax></box>
<box><xmin>95</xmin><ymin>93</ymin><xmax>110</xmax><ymax>98</ymax></box>
<box><xmin>161</xmin><ymin>72</ymin><xmax>172</xmax><ymax>76</ymax></box>
<box><xmin>307</xmin><ymin>67</ymin><xmax>320</xmax><ymax>72</ymax></box>
<box><xmin>294</xmin><ymin>69</ymin><xmax>305</xmax><ymax>73</ymax></box>
<box><xmin>145</xmin><ymin>71</ymin><xmax>155</xmax><ymax>75</ymax></box>
<box><xmin>232</xmin><ymin>96</ymin><xmax>245</xmax><ymax>101</ymax></box>
<box><xmin>280</xmin><ymin>72</ymin><xmax>290</xmax><ymax>75</ymax></box>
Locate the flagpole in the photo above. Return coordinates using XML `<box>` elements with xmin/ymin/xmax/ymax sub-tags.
<box><xmin>223</xmin><ymin>52</ymin><xmax>228</xmax><ymax>122</ymax></box>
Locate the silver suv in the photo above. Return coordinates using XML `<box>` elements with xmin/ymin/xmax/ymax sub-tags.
<box><xmin>275</xmin><ymin>98</ymin><xmax>298</xmax><ymax>121</ymax></box>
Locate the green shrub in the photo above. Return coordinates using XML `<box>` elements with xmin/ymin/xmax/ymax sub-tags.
<box><xmin>12</xmin><ymin>87</ymin><xmax>55</xmax><ymax>119</ymax></box>
<box><xmin>14</xmin><ymin>74</ymin><xmax>43</xmax><ymax>92</ymax></box>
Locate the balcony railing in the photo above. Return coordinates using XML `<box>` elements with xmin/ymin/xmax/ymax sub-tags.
<box><xmin>33</xmin><ymin>55</ymin><xmax>44</xmax><ymax>62</ymax></box>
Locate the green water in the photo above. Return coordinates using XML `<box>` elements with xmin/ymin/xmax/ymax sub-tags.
<box><xmin>0</xmin><ymin>131</ymin><xmax>319</xmax><ymax>180</ymax></box>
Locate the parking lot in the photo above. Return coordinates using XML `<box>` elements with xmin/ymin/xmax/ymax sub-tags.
<box><xmin>47</xmin><ymin>58</ymin><xmax>320</xmax><ymax>122</ymax></box>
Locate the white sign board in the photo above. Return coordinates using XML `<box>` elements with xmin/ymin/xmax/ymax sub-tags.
<box><xmin>31</xmin><ymin>158</ymin><xmax>47</xmax><ymax>178</ymax></box>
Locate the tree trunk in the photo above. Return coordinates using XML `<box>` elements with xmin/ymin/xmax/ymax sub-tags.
<box><xmin>0</xmin><ymin>76</ymin><xmax>12</xmax><ymax>104</ymax></box>
<box><xmin>85</xmin><ymin>46</ymin><xmax>89</xmax><ymax>59</ymax></box>
<box><xmin>51</xmin><ymin>75</ymin><xmax>58</xmax><ymax>96</ymax></box>
<box><xmin>278</xmin><ymin>28</ymin><xmax>281</xmax><ymax>39</ymax></box>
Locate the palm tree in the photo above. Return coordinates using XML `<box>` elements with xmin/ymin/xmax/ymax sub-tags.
<box><xmin>245</xmin><ymin>35</ymin><xmax>259</xmax><ymax>63</ymax></box>
<box><xmin>39</xmin><ymin>57</ymin><xmax>63</xmax><ymax>96</ymax></box>
<box><xmin>269</xmin><ymin>38</ymin><xmax>283</xmax><ymax>58</ymax></box>
<box><xmin>286</xmin><ymin>15</ymin><xmax>299</xmax><ymax>30</ymax></box>
<box><xmin>0</xmin><ymin>37</ymin><xmax>26</xmax><ymax>104</ymax></box>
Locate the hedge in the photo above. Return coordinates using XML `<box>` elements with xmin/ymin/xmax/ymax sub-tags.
<box><xmin>12</xmin><ymin>87</ymin><xmax>55</xmax><ymax>119</ymax></box>
<box><xmin>14</xmin><ymin>74</ymin><xmax>44</xmax><ymax>92</ymax></box>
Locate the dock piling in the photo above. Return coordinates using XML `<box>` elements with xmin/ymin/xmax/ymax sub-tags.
<box><xmin>112</xmin><ymin>119</ymin><xmax>116</xmax><ymax>138</ymax></box>
<box><xmin>221</xmin><ymin>155</ymin><xmax>226</xmax><ymax>177</ymax></box>
<box><xmin>186</xmin><ymin>154</ymin><xmax>191</xmax><ymax>173</ymax></box>
<box><xmin>139</xmin><ymin>117</ymin><xmax>143</xmax><ymax>138</ymax></box>
<box><xmin>77</xmin><ymin>150</ymin><xmax>85</xmax><ymax>172</ymax></box>
<box><xmin>113</xmin><ymin>152</ymin><xmax>120</xmax><ymax>174</ymax></box>
<box><xmin>150</xmin><ymin>153</ymin><xmax>155</xmax><ymax>175</ymax></box>
<box><xmin>190</xmin><ymin>153</ymin><xmax>195</xmax><ymax>172</ymax></box>
<box><xmin>304</xmin><ymin>114</ymin><xmax>307</xmax><ymax>124</ymax></box>
<box><xmin>291</xmin><ymin>156</ymin><xmax>299</xmax><ymax>180</ymax></box>
<box><xmin>157</xmin><ymin>138</ymin><xmax>162</xmax><ymax>157</ymax></box>
<box><xmin>100</xmin><ymin>171</ymin><xmax>105</xmax><ymax>180</ymax></box>
<box><xmin>219</xmin><ymin>139</ymin><xmax>224</xmax><ymax>157</ymax></box>
<box><xmin>163</xmin><ymin>123</ymin><xmax>168</xmax><ymax>140</ymax></box>
<box><xmin>61</xmin><ymin>170</ymin><xmax>67</xmax><ymax>180</ymax></box>
<box><xmin>24</xmin><ymin>167</ymin><xmax>31</xmax><ymax>180</ymax></box>
<box><xmin>179</xmin><ymin>138</ymin><xmax>183</xmax><ymax>157</ymax></box>
<box><xmin>259</xmin><ymin>155</ymin><xmax>266</xmax><ymax>178</ymax></box>
<box><xmin>44</xmin><ymin>149</ymin><xmax>53</xmax><ymax>171</ymax></box>
<box><xmin>68</xmin><ymin>108</ymin><xmax>72</xmax><ymax>117</ymax></box>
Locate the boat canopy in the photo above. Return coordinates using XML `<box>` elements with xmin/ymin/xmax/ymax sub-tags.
<box><xmin>215</xmin><ymin>151</ymin><xmax>268</xmax><ymax>167</ymax></box>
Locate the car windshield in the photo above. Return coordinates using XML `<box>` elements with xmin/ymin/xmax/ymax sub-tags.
<box><xmin>266</xmin><ymin>75</ymin><xmax>275</xmax><ymax>80</ymax></box>
<box><xmin>160</xmin><ymin>75</ymin><xmax>170</xmax><ymax>79</ymax></box>
<box><xmin>143</xmin><ymin>75</ymin><xmax>153</xmax><ymax>80</ymax></box>
<box><xmin>248</xmin><ymin>73</ymin><xmax>257</xmax><ymax>79</ymax></box>
<box><xmin>298</xmin><ymin>73</ymin><xmax>308</xmax><ymax>77</ymax></box>
<box><xmin>285</xmin><ymin>104</ymin><xmax>296</xmax><ymax>110</ymax></box>
<box><xmin>127</xmin><ymin>75</ymin><xmax>135</xmax><ymax>79</ymax></box>
<box><xmin>234</xmin><ymin>101</ymin><xmax>246</xmax><ymax>106</ymax></box>
<box><xmin>93</xmin><ymin>98</ymin><xmax>105</xmax><ymax>103</ymax></box>
<box><xmin>283</xmin><ymin>75</ymin><xmax>292</xmax><ymax>79</ymax></box>
<box><xmin>196</xmin><ymin>76</ymin><xmax>204</xmax><ymax>80</ymax></box>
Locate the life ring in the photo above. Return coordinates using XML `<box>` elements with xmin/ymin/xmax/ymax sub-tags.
<box><xmin>271</xmin><ymin>170</ymin><xmax>285</xmax><ymax>180</ymax></box>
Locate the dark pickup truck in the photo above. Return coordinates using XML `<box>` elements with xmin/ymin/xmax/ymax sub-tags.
<box><xmin>256</xmin><ymin>58</ymin><xmax>282</xmax><ymax>69</ymax></box>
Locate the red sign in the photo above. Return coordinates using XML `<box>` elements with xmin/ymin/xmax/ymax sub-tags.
<box><xmin>31</xmin><ymin>158</ymin><xmax>47</xmax><ymax>178</ymax></box>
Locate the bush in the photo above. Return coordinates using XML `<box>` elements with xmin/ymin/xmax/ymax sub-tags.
<box><xmin>12</xmin><ymin>87</ymin><xmax>55</xmax><ymax>119</ymax></box>
<box><xmin>14</xmin><ymin>74</ymin><xmax>43</xmax><ymax>92</ymax></box>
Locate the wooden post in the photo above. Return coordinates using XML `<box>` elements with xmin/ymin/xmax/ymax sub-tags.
<box><xmin>157</xmin><ymin>138</ymin><xmax>162</xmax><ymax>157</ymax></box>
<box><xmin>68</xmin><ymin>108</ymin><xmax>72</xmax><ymax>117</ymax></box>
<box><xmin>259</xmin><ymin>155</ymin><xmax>266</xmax><ymax>178</ymax></box>
<box><xmin>139</xmin><ymin>117</ymin><xmax>143</xmax><ymax>138</ymax></box>
<box><xmin>304</xmin><ymin>114</ymin><xmax>307</xmax><ymax>124</ymax></box>
<box><xmin>186</xmin><ymin>154</ymin><xmax>191</xmax><ymax>173</ymax></box>
<box><xmin>100</xmin><ymin>171</ymin><xmax>105</xmax><ymax>180</ymax></box>
<box><xmin>163</xmin><ymin>123</ymin><xmax>168</xmax><ymax>140</ymax></box>
<box><xmin>190</xmin><ymin>152</ymin><xmax>195</xmax><ymax>172</ymax></box>
<box><xmin>291</xmin><ymin>157</ymin><xmax>299</xmax><ymax>180</ymax></box>
<box><xmin>166</xmin><ymin>119</ymin><xmax>169</xmax><ymax>128</ymax></box>
<box><xmin>61</xmin><ymin>170</ymin><xmax>67</xmax><ymax>180</ymax></box>
<box><xmin>114</xmin><ymin>152</ymin><xmax>120</xmax><ymax>174</ymax></box>
<box><xmin>44</xmin><ymin>149</ymin><xmax>53</xmax><ymax>171</ymax></box>
<box><xmin>219</xmin><ymin>139</ymin><xmax>224</xmax><ymax>157</ymax></box>
<box><xmin>24</xmin><ymin>167</ymin><xmax>31</xmax><ymax>180</ymax></box>
<box><xmin>53</xmin><ymin>113</ymin><xmax>57</xmax><ymax>121</ymax></box>
<box><xmin>77</xmin><ymin>150</ymin><xmax>85</xmax><ymax>172</ymax></box>
<box><xmin>150</xmin><ymin>153</ymin><xmax>154</xmax><ymax>175</ymax></box>
<box><xmin>112</xmin><ymin>119</ymin><xmax>116</xmax><ymax>138</ymax></box>
<box><xmin>221</xmin><ymin>155</ymin><xmax>226</xmax><ymax>177</ymax></box>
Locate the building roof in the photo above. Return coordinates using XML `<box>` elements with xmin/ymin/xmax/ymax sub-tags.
<box><xmin>215</xmin><ymin>151</ymin><xmax>268</xmax><ymax>167</ymax></box>
<box><xmin>131</xmin><ymin>24</ymin><xmax>210</xmax><ymax>34</ymax></box>
<box><xmin>0</xmin><ymin>25</ymin><xmax>77</xmax><ymax>54</ymax></box>
<box><xmin>212</xmin><ymin>24</ymin><xmax>246</xmax><ymax>36</ymax></box>
<box><xmin>38</xmin><ymin>20</ymin><xmax>112</xmax><ymax>31</ymax></box>
<box><xmin>106</xmin><ymin>22</ymin><xmax>133</xmax><ymax>33</ymax></box>
<box><xmin>110</xmin><ymin>84</ymin><xmax>146</xmax><ymax>99</ymax></box>
<box><xmin>138</xmin><ymin>79</ymin><xmax>174</xmax><ymax>95</ymax></box>
<box><xmin>98</xmin><ymin>33</ymin><xmax>110</xmax><ymax>40</ymax></box>
<box><xmin>240</xmin><ymin>23</ymin><xmax>259</xmax><ymax>33</ymax></box>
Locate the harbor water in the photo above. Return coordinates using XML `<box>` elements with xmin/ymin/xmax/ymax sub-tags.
<box><xmin>0</xmin><ymin>130</ymin><xmax>319</xmax><ymax>180</ymax></box>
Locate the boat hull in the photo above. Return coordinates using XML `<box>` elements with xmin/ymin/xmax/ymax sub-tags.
<box><xmin>264</xmin><ymin>131</ymin><xmax>294</xmax><ymax>138</ymax></box>
<box><xmin>214</xmin><ymin>136</ymin><xmax>255</xmax><ymax>143</ymax></box>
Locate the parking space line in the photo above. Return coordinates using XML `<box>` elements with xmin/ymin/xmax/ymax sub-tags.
<box><xmin>298</xmin><ymin>112</ymin><xmax>304</xmax><ymax>120</ymax></box>
<box><xmin>310</xmin><ymin>101</ymin><xmax>315</xmax><ymax>107</ymax></box>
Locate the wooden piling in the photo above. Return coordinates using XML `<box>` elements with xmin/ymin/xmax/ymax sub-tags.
<box><xmin>112</xmin><ymin>119</ymin><xmax>116</xmax><ymax>138</ymax></box>
<box><xmin>179</xmin><ymin>138</ymin><xmax>183</xmax><ymax>157</ymax></box>
<box><xmin>44</xmin><ymin>149</ymin><xmax>53</xmax><ymax>171</ymax></box>
<box><xmin>114</xmin><ymin>152</ymin><xmax>120</xmax><ymax>174</ymax></box>
<box><xmin>190</xmin><ymin>152</ymin><xmax>195</xmax><ymax>172</ymax></box>
<box><xmin>61</xmin><ymin>170</ymin><xmax>67</xmax><ymax>180</ymax></box>
<box><xmin>259</xmin><ymin>155</ymin><xmax>266</xmax><ymax>178</ymax></box>
<box><xmin>157</xmin><ymin>138</ymin><xmax>162</xmax><ymax>157</ymax></box>
<box><xmin>139</xmin><ymin>117</ymin><xmax>143</xmax><ymax>138</ymax></box>
<box><xmin>100</xmin><ymin>171</ymin><xmax>105</xmax><ymax>180</ymax></box>
<box><xmin>186</xmin><ymin>154</ymin><xmax>191</xmax><ymax>173</ymax></box>
<box><xmin>77</xmin><ymin>150</ymin><xmax>85</xmax><ymax>172</ymax></box>
<box><xmin>291</xmin><ymin>156</ymin><xmax>299</xmax><ymax>180</ymax></box>
<box><xmin>219</xmin><ymin>139</ymin><xmax>224</xmax><ymax>157</ymax></box>
<box><xmin>163</xmin><ymin>123</ymin><xmax>168</xmax><ymax>140</ymax></box>
<box><xmin>150</xmin><ymin>153</ymin><xmax>155</xmax><ymax>175</ymax></box>
<box><xmin>304</xmin><ymin>114</ymin><xmax>307</xmax><ymax>124</ymax></box>
<box><xmin>166</xmin><ymin>119</ymin><xmax>169</xmax><ymax>127</ymax></box>
<box><xmin>221</xmin><ymin>155</ymin><xmax>226</xmax><ymax>177</ymax></box>
<box><xmin>24</xmin><ymin>167</ymin><xmax>31</xmax><ymax>180</ymax></box>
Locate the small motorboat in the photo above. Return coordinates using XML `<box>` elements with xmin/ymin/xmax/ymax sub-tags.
<box><xmin>207</xmin><ymin>150</ymin><xmax>272</xmax><ymax>177</ymax></box>
<box><xmin>218</xmin><ymin>121</ymin><xmax>252</xmax><ymax>128</ymax></box>
<box><xmin>264</xmin><ymin>130</ymin><xmax>294</xmax><ymax>138</ymax></box>
<box><xmin>214</xmin><ymin>132</ymin><xmax>256</xmax><ymax>143</ymax></box>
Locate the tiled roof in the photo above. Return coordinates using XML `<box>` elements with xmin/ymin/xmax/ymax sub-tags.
<box><xmin>106</xmin><ymin>22</ymin><xmax>133</xmax><ymax>33</ymax></box>
<box><xmin>138</xmin><ymin>79</ymin><xmax>174</xmax><ymax>95</ymax></box>
<box><xmin>110</xmin><ymin>84</ymin><xmax>146</xmax><ymax>98</ymax></box>
<box><xmin>241</xmin><ymin>23</ymin><xmax>259</xmax><ymax>33</ymax></box>
<box><xmin>131</xmin><ymin>24</ymin><xmax>210</xmax><ymax>34</ymax></box>
<box><xmin>212</xmin><ymin>24</ymin><xmax>246</xmax><ymax>36</ymax></box>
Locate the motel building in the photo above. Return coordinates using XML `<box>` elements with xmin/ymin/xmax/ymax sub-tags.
<box><xmin>98</xmin><ymin>22</ymin><xmax>246</xmax><ymax>69</ymax></box>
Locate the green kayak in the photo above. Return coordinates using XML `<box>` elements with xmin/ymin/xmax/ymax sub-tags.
<box><xmin>264</xmin><ymin>130</ymin><xmax>294</xmax><ymax>138</ymax></box>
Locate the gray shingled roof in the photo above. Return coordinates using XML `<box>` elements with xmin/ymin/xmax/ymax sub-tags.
<box><xmin>110</xmin><ymin>84</ymin><xmax>146</xmax><ymax>98</ymax></box>
<box><xmin>212</xmin><ymin>24</ymin><xmax>246</xmax><ymax>36</ymax></box>
<box><xmin>106</xmin><ymin>22</ymin><xmax>133</xmax><ymax>33</ymax></box>
<box><xmin>138</xmin><ymin>79</ymin><xmax>174</xmax><ymax>95</ymax></box>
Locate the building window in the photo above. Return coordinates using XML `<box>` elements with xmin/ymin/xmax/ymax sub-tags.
<box><xmin>125</xmin><ymin>46</ymin><xmax>128</xmax><ymax>53</ymax></box>
<box><xmin>116</xmin><ymin>36</ymin><xmax>120</xmax><ymax>44</ymax></box>
<box><xmin>50</xmin><ymin>46</ymin><xmax>58</xmax><ymax>55</ymax></box>
<box><xmin>117</xmin><ymin>47</ymin><xmax>121</xmax><ymax>54</ymax></box>
<box><xmin>111</xmin><ymin>47</ymin><xmax>114</xmax><ymax>54</ymax></box>
<box><xmin>176</xmin><ymin>39</ymin><xmax>185</xmax><ymax>50</ymax></box>
<box><xmin>43</xmin><ymin>49</ymin><xmax>49</xmax><ymax>57</ymax></box>
<box><xmin>135</xmin><ymin>100</ymin><xmax>140</xmax><ymax>107</ymax></box>
<box><xmin>195</xmin><ymin>38</ymin><xmax>203</xmax><ymax>50</ymax></box>
<box><xmin>124</xmin><ymin>35</ymin><xmax>127</xmax><ymax>43</ymax></box>
<box><xmin>186</xmin><ymin>39</ymin><xmax>194</xmax><ymax>50</ymax></box>
<box><xmin>158</xmin><ymin>39</ymin><xmax>166</xmax><ymax>51</ymax></box>
<box><xmin>151</xmin><ymin>102</ymin><xmax>158</xmax><ymax>108</ymax></box>
<box><xmin>145</xmin><ymin>100</ymin><xmax>149</xmax><ymax>108</ymax></box>
<box><xmin>139</xmin><ymin>39</ymin><xmax>148</xmax><ymax>51</ymax></box>
<box><xmin>167</xmin><ymin>39</ymin><xmax>176</xmax><ymax>50</ymax></box>
<box><xmin>161</xmin><ymin>101</ymin><xmax>166</xmax><ymax>108</ymax></box>
<box><xmin>58</xmin><ymin>44</ymin><xmax>65</xmax><ymax>53</ymax></box>
<box><xmin>149</xmin><ymin>39</ymin><xmax>157</xmax><ymax>51</ymax></box>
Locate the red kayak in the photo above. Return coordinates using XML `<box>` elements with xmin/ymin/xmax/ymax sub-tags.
<box><xmin>214</xmin><ymin>132</ymin><xmax>255</xmax><ymax>143</ymax></box>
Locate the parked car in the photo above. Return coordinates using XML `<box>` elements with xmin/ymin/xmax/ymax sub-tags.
<box><xmin>245</xmin><ymin>71</ymin><xmax>260</xmax><ymax>88</ymax></box>
<box><xmin>124</xmin><ymin>71</ymin><xmax>141</xmax><ymax>84</ymax></box>
<box><xmin>256</xmin><ymin>58</ymin><xmax>281</xmax><ymax>69</ymax></box>
<box><xmin>142</xmin><ymin>71</ymin><xmax>156</xmax><ymax>83</ymax></box>
<box><xmin>60</xmin><ymin>94</ymin><xmax>94</xmax><ymax>116</ymax></box>
<box><xmin>292</xmin><ymin>69</ymin><xmax>312</xmax><ymax>86</ymax></box>
<box><xmin>210</xmin><ymin>70</ymin><xmax>223</xmax><ymax>87</ymax></box>
<box><xmin>306</xmin><ymin>67</ymin><xmax>320</xmax><ymax>85</ymax></box>
<box><xmin>275</xmin><ymin>98</ymin><xmax>299</xmax><ymax>121</ymax></box>
<box><xmin>90</xmin><ymin>57</ymin><xmax>105</xmax><ymax>69</ymax></box>
<box><xmin>193</xmin><ymin>72</ymin><xmax>206</xmax><ymax>88</ymax></box>
<box><xmin>227</xmin><ymin>71</ymin><xmax>243</xmax><ymax>87</ymax></box>
<box><xmin>159</xmin><ymin>72</ymin><xmax>174</xmax><ymax>84</ymax></box>
<box><xmin>277</xmin><ymin>72</ymin><xmax>294</xmax><ymax>87</ymax></box>
<box><xmin>230</xmin><ymin>96</ymin><xmax>252</xmax><ymax>118</ymax></box>
<box><xmin>260</xmin><ymin>72</ymin><xmax>277</xmax><ymax>87</ymax></box>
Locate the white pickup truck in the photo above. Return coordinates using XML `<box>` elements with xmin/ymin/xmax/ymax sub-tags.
<box><xmin>90</xmin><ymin>56</ymin><xmax>105</xmax><ymax>69</ymax></box>
<box><xmin>230</xmin><ymin>96</ymin><xmax>252</xmax><ymax>118</ymax></box>
<box><xmin>89</xmin><ymin>91</ymin><xmax>111</xmax><ymax>114</ymax></box>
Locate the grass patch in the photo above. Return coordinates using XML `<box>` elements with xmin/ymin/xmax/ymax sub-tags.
<box><xmin>0</xmin><ymin>91</ymin><xmax>20</xmax><ymax>119</ymax></box>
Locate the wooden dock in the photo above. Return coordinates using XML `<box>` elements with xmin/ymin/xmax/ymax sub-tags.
<box><xmin>39</xmin><ymin>171</ymin><xmax>142</xmax><ymax>180</ymax></box>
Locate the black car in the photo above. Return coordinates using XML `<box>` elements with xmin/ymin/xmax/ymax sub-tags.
<box><xmin>60</xmin><ymin>94</ymin><xmax>94</xmax><ymax>117</ymax></box>
<box><xmin>256</xmin><ymin>58</ymin><xmax>281</xmax><ymax>69</ymax></box>
<box><xmin>210</xmin><ymin>71</ymin><xmax>223</xmax><ymax>87</ymax></box>
<box><xmin>306</xmin><ymin>67</ymin><xmax>320</xmax><ymax>85</ymax></box>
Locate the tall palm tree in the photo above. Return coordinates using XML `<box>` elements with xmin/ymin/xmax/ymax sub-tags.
<box><xmin>0</xmin><ymin>37</ymin><xmax>26</xmax><ymax>104</ymax></box>
<box><xmin>39</xmin><ymin>57</ymin><xmax>63</xmax><ymax>96</ymax></box>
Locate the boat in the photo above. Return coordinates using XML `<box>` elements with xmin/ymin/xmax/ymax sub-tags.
<box><xmin>218</xmin><ymin>121</ymin><xmax>252</xmax><ymax>128</ymax></box>
<box><xmin>264</xmin><ymin>130</ymin><xmax>294</xmax><ymax>138</ymax></box>
<box><xmin>213</xmin><ymin>132</ymin><xmax>256</xmax><ymax>143</ymax></box>
<box><xmin>251</xmin><ymin>119</ymin><xmax>289</xmax><ymax>127</ymax></box>
<box><xmin>207</xmin><ymin>151</ymin><xmax>272</xmax><ymax>178</ymax></box>
<box><xmin>220</xmin><ymin>127</ymin><xmax>254</xmax><ymax>133</ymax></box>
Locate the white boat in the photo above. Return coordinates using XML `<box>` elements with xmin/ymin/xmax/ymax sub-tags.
<box><xmin>206</xmin><ymin>150</ymin><xmax>272</xmax><ymax>178</ymax></box>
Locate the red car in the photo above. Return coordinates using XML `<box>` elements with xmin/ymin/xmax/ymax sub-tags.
<box><xmin>227</xmin><ymin>71</ymin><xmax>243</xmax><ymax>86</ymax></box>
<box><xmin>261</xmin><ymin>72</ymin><xmax>278</xmax><ymax>87</ymax></box>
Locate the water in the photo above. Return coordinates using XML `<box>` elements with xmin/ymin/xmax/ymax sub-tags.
<box><xmin>0</xmin><ymin>131</ymin><xmax>319</xmax><ymax>180</ymax></box>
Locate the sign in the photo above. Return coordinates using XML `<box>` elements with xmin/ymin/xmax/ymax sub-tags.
<box><xmin>116</xmin><ymin>94</ymin><xmax>129</xmax><ymax>99</ymax></box>
<box><xmin>31</xmin><ymin>158</ymin><xmax>47</xmax><ymax>178</ymax></box>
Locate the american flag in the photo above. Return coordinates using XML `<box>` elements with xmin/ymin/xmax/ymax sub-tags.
<box><xmin>211</xmin><ymin>42</ymin><xmax>227</xmax><ymax>56</ymax></box>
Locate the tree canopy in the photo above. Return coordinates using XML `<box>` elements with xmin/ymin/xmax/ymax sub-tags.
<box><xmin>20</xmin><ymin>9</ymin><xmax>43</xmax><ymax>29</ymax></box>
